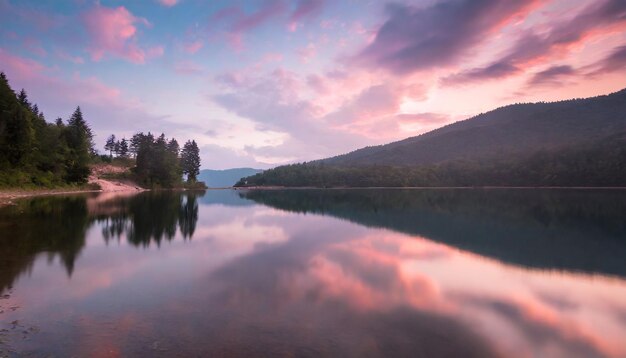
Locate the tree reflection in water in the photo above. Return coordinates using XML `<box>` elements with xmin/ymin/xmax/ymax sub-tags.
<box><xmin>0</xmin><ymin>191</ymin><xmax>201</xmax><ymax>293</ymax></box>
<box><xmin>94</xmin><ymin>191</ymin><xmax>201</xmax><ymax>246</ymax></box>
<box><xmin>0</xmin><ymin>195</ymin><xmax>91</xmax><ymax>292</ymax></box>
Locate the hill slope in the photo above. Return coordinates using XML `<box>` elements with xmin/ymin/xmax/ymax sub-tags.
<box><xmin>237</xmin><ymin>89</ymin><xmax>626</xmax><ymax>187</ymax></box>
<box><xmin>323</xmin><ymin>88</ymin><xmax>626</xmax><ymax>166</ymax></box>
<box><xmin>198</xmin><ymin>168</ymin><xmax>262</xmax><ymax>187</ymax></box>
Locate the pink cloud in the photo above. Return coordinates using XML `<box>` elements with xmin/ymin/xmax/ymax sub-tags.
<box><xmin>288</xmin><ymin>0</ymin><xmax>326</xmax><ymax>31</ymax></box>
<box><xmin>183</xmin><ymin>40</ymin><xmax>203</xmax><ymax>54</ymax></box>
<box><xmin>174</xmin><ymin>60</ymin><xmax>203</xmax><ymax>75</ymax></box>
<box><xmin>208</xmin><ymin>0</ymin><xmax>327</xmax><ymax>50</ymax></box>
<box><xmin>287</xmin><ymin>22</ymin><xmax>298</xmax><ymax>32</ymax></box>
<box><xmin>297</xmin><ymin>43</ymin><xmax>316</xmax><ymax>63</ymax></box>
<box><xmin>1</xmin><ymin>48</ymin><xmax>122</xmax><ymax>107</ymax></box>
<box><xmin>306</xmin><ymin>74</ymin><xmax>328</xmax><ymax>95</ymax></box>
<box><xmin>56</xmin><ymin>50</ymin><xmax>85</xmax><ymax>64</ymax></box>
<box><xmin>23</xmin><ymin>37</ymin><xmax>47</xmax><ymax>57</ymax></box>
<box><xmin>355</xmin><ymin>0</ymin><xmax>544</xmax><ymax>74</ymax></box>
<box><xmin>261</xmin><ymin>52</ymin><xmax>284</xmax><ymax>63</ymax></box>
<box><xmin>443</xmin><ymin>0</ymin><xmax>626</xmax><ymax>85</ymax></box>
<box><xmin>0</xmin><ymin>48</ymin><xmax>45</xmax><ymax>80</ymax></box>
<box><xmin>82</xmin><ymin>5</ymin><xmax>159</xmax><ymax>64</ymax></box>
<box><xmin>226</xmin><ymin>33</ymin><xmax>244</xmax><ymax>52</ymax></box>
<box><xmin>290</xmin><ymin>0</ymin><xmax>325</xmax><ymax>23</ymax></box>
<box><xmin>0</xmin><ymin>1</ymin><xmax>64</xmax><ymax>31</ymax></box>
<box><xmin>211</xmin><ymin>65</ymin><xmax>434</xmax><ymax>162</ymax></box>
<box><xmin>147</xmin><ymin>45</ymin><xmax>165</xmax><ymax>58</ymax></box>
<box><xmin>0</xmin><ymin>48</ymin><xmax>170</xmax><ymax>141</ymax></box>
<box><xmin>213</xmin><ymin>1</ymin><xmax>286</xmax><ymax>34</ymax></box>
<box><xmin>158</xmin><ymin>0</ymin><xmax>179</xmax><ymax>7</ymax></box>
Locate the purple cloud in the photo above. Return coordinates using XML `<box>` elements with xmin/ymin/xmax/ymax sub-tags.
<box><xmin>354</xmin><ymin>0</ymin><xmax>541</xmax><ymax>74</ymax></box>
<box><xmin>211</xmin><ymin>0</ymin><xmax>325</xmax><ymax>40</ymax></box>
<box><xmin>212</xmin><ymin>0</ymin><xmax>286</xmax><ymax>34</ymax></box>
<box><xmin>442</xmin><ymin>62</ymin><xmax>520</xmax><ymax>85</ymax></box>
<box><xmin>290</xmin><ymin>0</ymin><xmax>325</xmax><ymax>24</ymax></box>
<box><xmin>444</xmin><ymin>0</ymin><xmax>626</xmax><ymax>85</ymax></box>
<box><xmin>521</xmin><ymin>44</ymin><xmax>626</xmax><ymax>89</ymax></box>
<box><xmin>527</xmin><ymin>65</ymin><xmax>577</xmax><ymax>86</ymax></box>
<box><xmin>588</xmin><ymin>44</ymin><xmax>626</xmax><ymax>75</ymax></box>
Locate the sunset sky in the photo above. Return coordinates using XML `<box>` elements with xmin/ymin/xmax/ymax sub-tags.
<box><xmin>1</xmin><ymin>0</ymin><xmax>625</xmax><ymax>169</ymax></box>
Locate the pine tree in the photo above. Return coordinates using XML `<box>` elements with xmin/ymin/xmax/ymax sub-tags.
<box><xmin>119</xmin><ymin>138</ymin><xmax>129</xmax><ymax>157</ymax></box>
<box><xmin>17</xmin><ymin>89</ymin><xmax>31</xmax><ymax>110</ymax></box>
<box><xmin>67</xmin><ymin>106</ymin><xmax>93</xmax><ymax>150</ymax></box>
<box><xmin>167</xmin><ymin>138</ymin><xmax>179</xmax><ymax>156</ymax></box>
<box><xmin>135</xmin><ymin>132</ymin><xmax>154</xmax><ymax>183</ymax></box>
<box><xmin>1</xmin><ymin>84</ymin><xmax>34</xmax><ymax>167</ymax></box>
<box><xmin>65</xmin><ymin>106</ymin><xmax>93</xmax><ymax>183</ymax></box>
<box><xmin>113</xmin><ymin>140</ymin><xmax>120</xmax><ymax>157</ymax></box>
<box><xmin>181</xmin><ymin>140</ymin><xmax>200</xmax><ymax>182</ymax></box>
<box><xmin>130</xmin><ymin>133</ymin><xmax>142</xmax><ymax>158</ymax></box>
<box><xmin>105</xmin><ymin>134</ymin><xmax>116</xmax><ymax>157</ymax></box>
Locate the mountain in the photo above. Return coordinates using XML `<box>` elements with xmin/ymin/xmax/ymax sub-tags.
<box><xmin>322</xmin><ymin>88</ymin><xmax>626</xmax><ymax>166</ymax></box>
<box><xmin>198</xmin><ymin>168</ymin><xmax>262</xmax><ymax>188</ymax></box>
<box><xmin>236</xmin><ymin>89</ymin><xmax>626</xmax><ymax>187</ymax></box>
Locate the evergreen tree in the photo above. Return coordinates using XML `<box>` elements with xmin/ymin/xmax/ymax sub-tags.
<box><xmin>132</xmin><ymin>133</ymin><xmax>184</xmax><ymax>187</ymax></box>
<box><xmin>163</xmin><ymin>137</ymin><xmax>181</xmax><ymax>185</ymax></box>
<box><xmin>104</xmin><ymin>134</ymin><xmax>116</xmax><ymax>157</ymax></box>
<box><xmin>2</xmin><ymin>86</ymin><xmax>34</xmax><ymax>166</ymax></box>
<box><xmin>134</xmin><ymin>132</ymin><xmax>154</xmax><ymax>182</ymax></box>
<box><xmin>167</xmin><ymin>138</ymin><xmax>179</xmax><ymax>156</ymax></box>
<box><xmin>113</xmin><ymin>140</ymin><xmax>120</xmax><ymax>157</ymax></box>
<box><xmin>65</xmin><ymin>106</ymin><xmax>93</xmax><ymax>183</ymax></box>
<box><xmin>119</xmin><ymin>138</ymin><xmax>129</xmax><ymax>157</ymax></box>
<box><xmin>130</xmin><ymin>133</ymin><xmax>142</xmax><ymax>158</ymax></box>
<box><xmin>181</xmin><ymin>140</ymin><xmax>200</xmax><ymax>182</ymax></box>
<box><xmin>17</xmin><ymin>89</ymin><xmax>30</xmax><ymax>110</ymax></box>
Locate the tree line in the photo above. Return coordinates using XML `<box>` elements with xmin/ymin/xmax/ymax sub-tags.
<box><xmin>0</xmin><ymin>71</ymin><xmax>204</xmax><ymax>189</ymax></box>
<box><xmin>0</xmin><ymin>72</ymin><xmax>94</xmax><ymax>187</ymax></box>
<box><xmin>235</xmin><ymin>133</ymin><xmax>626</xmax><ymax>188</ymax></box>
<box><xmin>103</xmin><ymin>132</ymin><xmax>201</xmax><ymax>188</ymax></box>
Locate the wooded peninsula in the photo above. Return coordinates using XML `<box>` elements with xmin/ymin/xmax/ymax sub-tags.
<box><xmin>0</xmin><ymin>72</ymin><xmax>205</xmax><ymax>190</ymax></box>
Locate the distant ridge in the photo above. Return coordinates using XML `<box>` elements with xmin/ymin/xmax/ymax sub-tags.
<box><xmin>199</xmin><ymin>168</ymin><xmax>262</xmax><ymax>188</ymax></box>
<box><xmin>321</xmin><ymin>88</ymin><xmax>626</xmax><ymax>166</ymax></box>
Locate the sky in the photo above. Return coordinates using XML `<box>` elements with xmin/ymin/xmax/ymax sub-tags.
<box><xmin>0</xmin><ymin>0</ymin><xmax>625</xmax><ymax>169</ymax></box>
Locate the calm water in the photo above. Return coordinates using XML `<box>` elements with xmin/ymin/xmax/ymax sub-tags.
<box><xmin>1</xmin><ymin>189</ymin><xmax>626</xmax><ymax>357</ymax></box>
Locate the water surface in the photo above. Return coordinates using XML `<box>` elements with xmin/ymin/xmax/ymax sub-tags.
<box><xmin>1</xmin><ymin>189</ymin><xmax>625</xmax><ymax>357</ymax></box>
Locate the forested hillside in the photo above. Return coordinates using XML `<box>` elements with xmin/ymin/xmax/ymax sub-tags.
<box><xmin>0</xmin><ymin>72</ymin><xmax>93</xmax><ymax>187</ymax></box>
<box><xmin>323</xmin><ymin>88</ymin><xmax>626</xmax><ymax>166</ymax></box>
<box><xmin>237</xmin><ymin>89</ymin><xmax>626</xmax><ymax>188</ymax></box>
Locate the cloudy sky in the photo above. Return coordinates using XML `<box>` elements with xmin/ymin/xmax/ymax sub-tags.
<box><xmin>1</xmin><ymin>0</ymin><xmax>625</xmax><ymax>169</ymax></box>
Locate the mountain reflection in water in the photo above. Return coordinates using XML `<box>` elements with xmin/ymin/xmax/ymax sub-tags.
<box><xmin>0</xmin><ymin>189</ymin><xmax>624</xmax><ymax>357</ymax></box>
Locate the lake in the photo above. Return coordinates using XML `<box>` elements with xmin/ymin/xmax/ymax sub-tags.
<box><xmin>1</xmin><ymin>189</ymin><xmax>625</xmax><ymax>357</ymax></box>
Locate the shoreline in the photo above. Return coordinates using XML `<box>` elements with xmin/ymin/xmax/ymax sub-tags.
<box><xmin>0</xmin><ymin>177</ymin><xmax>145</xmax><ymax>207</ymax></box>
<box><xmin>235</xmin><ymin>186</ymin><xmax>626</xmax><ymax>190</ymax></box>
<box><xmin>0</xmin><ymin>187</ymin><xmax>104</xmax><ymax>207</ymax></box>
<box><xmin>4</xmin><ymin>185</ymin><xmax>625</xmax><ymax>207</ymax></box>
<box><xmin>0</xmin><ymin>182</ymin><xmax>217</xmax><ymax>207</ymax></box>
